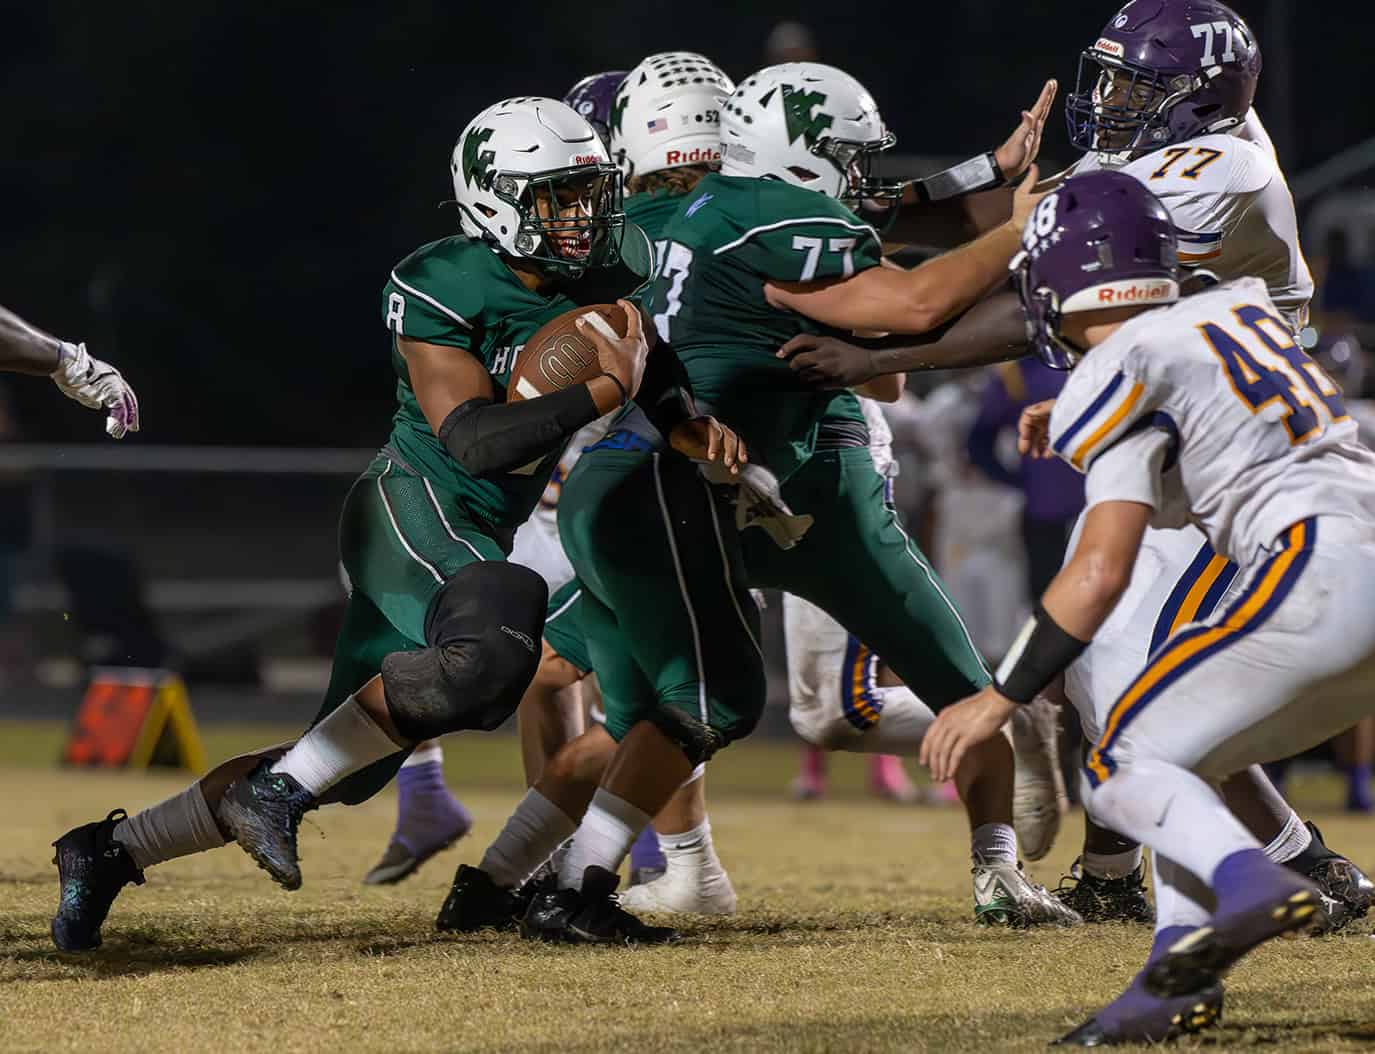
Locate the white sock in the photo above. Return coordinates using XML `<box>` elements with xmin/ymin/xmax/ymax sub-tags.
<box><xmin>1152</xmin><ymin>852</ymin><xmax>1214</xmax><ymax>932</ymax></box>
<box><xmin>1087</xmin><ymin>758</ymin><xmax>1260</xmax><ymax>883</ymax></box>
<box><xmin>1082</xmin><ymin>847</ymin><xmax>1143</xmax><ymax>879</ymax></box>
<box><xmin>971</xmin><ymin>822</ymin><xmax>1018</xmax><ymax>865</ymax></box>
<box><xmin>657</xmin><ymin>820</ymin><xmax>717</xmax><ymax>873</ymax></box>
<box><xmin>271</xmin><ymin>696</ymin><xmax>402</xmax><ymax>796</ymax></box>
<box><xmin>401</xmin><ymin>739</ymin><xmax>443</xmax><ymax>768</ymax></box>
<box><xmin>559</xmin><ymin>788</ymin><xmax>651</xmax><ymax>890</ymax></box>
<box><xmin>1261</xmin><ymin>809</ymin><xmax>1313</xmax><ymax>864</ymax></box>
<box><xmin>112</xmin><ymin>784</ymin><xmax>225</xmax><ymax>870</ymax></box>
<box><xmin>478</xmin><ymin>789</ymin><xmax>577</xmax><ymax>889</ymax></box>
<box><xmin>839</xmin><ymin>686</ymin><xmax>936</xmax><ymax>754</ymax></box>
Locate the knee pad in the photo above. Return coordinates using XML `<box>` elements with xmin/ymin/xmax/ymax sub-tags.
<box><xmin>381</xmin><ymin>561</ymin><xmax>548</xmax><ymax>741</ymax></box>
<box><xmin>646</xmin><ymin>707</ymin><xmax>729</xmax><ymax>768</ymax></box>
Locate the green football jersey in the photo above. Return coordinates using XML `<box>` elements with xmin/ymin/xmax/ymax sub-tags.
<box><xmin>643</xmin><ymin>173</ymin><xmax>882</xmax><ymax>479</ymax></box>
<box><xmin>380</xmin><ymin>227</ymin><xmax>652</xmax><ymax>528</ymax></box>
<box><xmin>624</xmin><ymin>188</ymin><xmax>684</xmax><ymax>244</ymax></box>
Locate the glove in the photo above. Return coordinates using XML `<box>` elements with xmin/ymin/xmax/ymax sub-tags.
<box><xmin>52</xmin><ymin>342</ymin><xmax>140</xmax><ymax>438</ymax></box>
<box><xmin>700</xmin><ymin>461</ymin><xmax>814</xmax><ymax>550</ymax></box>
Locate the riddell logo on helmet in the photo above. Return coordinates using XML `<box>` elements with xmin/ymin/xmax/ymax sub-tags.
<box><xmin>1098</xmin><ymin>280</ymin><xmax>1174</xmax><ymax>304</ymax></box>
<box><xmin>1094</xmin><ymin>37</ymin><xmax>1125</xmax><ymax>57</ymax></box>
<box><xmin>573</xmin><ymin>154</ymin><xmax>603</xmax><ymax>165</ymax></box>
<box><xmin>666</xmin><ymin>147</ymin><xmax>721</xmax><ymax>165</ymax></box>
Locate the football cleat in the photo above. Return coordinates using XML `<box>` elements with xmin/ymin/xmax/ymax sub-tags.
<box><xmin>435</xmin><ymin>864</ymin><xmax>528</xmax><ymax>933</ymax></box>
<box><xmin>1054</xmin><ymin>858</ymin><xmax>1154</xmax><ymax>925</ymax></box>
<box><xmin>1054</xmin><ymin>981</ymin><xmax>1223</xmax><ymax>1046</ymax></box>
<box><xmin>973</xmin><ymin>856</ymin><xmax>1083</xmax><ymax>928</ymax></box>
<box><xmin>1145</xmin><ymin>851</ymin><xmax>1320</xmax><ymax>997</ymax></box>
<box><xmin>1284</xmin><ymin>821</ymin><xmax>1374</xmax><ymax>932</ymax></box>
<box><xmin>1009</xmin><ymin>695</ymin><xmax>1067</xmax><ymax>861</ymax></box>
<box><xmin>216</xmin><ymin>761</ymin><xmax>315</xmax><ymax>891</ymax></box>
<box><xmin>50</xmin><ymin>809</ymin><xmax>145</xmax><ymax>952</ymax></box>
<box><xmin>520</xmin><ymin>866</ymin><xmax>680</xmax><ymax>945</ymax></box>
<box><xmin>619</xmin><ymin>862</ymin><xmax>737</xmax><ymax>916</ymax></box>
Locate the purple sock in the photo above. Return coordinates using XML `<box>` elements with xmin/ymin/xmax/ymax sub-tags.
<box><xmin>1146</xmin><ymin>925</ymin><xmax>1195</xmax><ymax>967</ymax></box>
<box><xmin>628</xmin><ymin>824</ymin><xmax>665</xmax><ymax>874</ymax></box>
<box><xmin>1211</xmin><ymin>847</ymin><xmax>1275</xmax><ymax>903</ymax></box>
<box><xmin>394</xmin><ymin>761</ymin><xmax>471</xmax><ymax>854</ymax></box>
<box><xmin>1344</xmin><ymin>763</ymin><xmax>1373</xmax><ymax>812</ymax></box>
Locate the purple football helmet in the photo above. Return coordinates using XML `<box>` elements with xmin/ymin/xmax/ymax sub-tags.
<box><xmin>563</xmin><ymin>71</ymin><xmax>628</xmax><ymax>151</ymax></box>
<box><xmin>1012</xmin><ymin>171</ymin><xmax>1181</xmax><ymax>369</ymax></box>
<box><xmin>1066</xmin><ymin>0</ymin><xmax>1262</xmax><ymax>158</ymax></box>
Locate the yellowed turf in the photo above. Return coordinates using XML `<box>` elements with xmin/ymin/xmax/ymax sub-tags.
<box><xmin>1</xmin><ymin>721</ymin><xmax>1373</xmax><ymax>1052</ymax></box>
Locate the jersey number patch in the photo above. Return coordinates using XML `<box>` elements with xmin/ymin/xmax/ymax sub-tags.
<box><xmin>1148</xmin><ymin>146</ymin><xmax>1223</xmax><ymax>182</ymax></box>
<box><xmin>1199</xmin><ymin>304</ymin><xmax>1347</xmax><ymax>444</ymax></box>
<box><xmin>791</xmin><ymin>235</ymin><xmax>856</xmax><ymax>280</ymax></box>
<box><xmin>651</xmin><ymin>240</ymin><xmax>694</xmax><ymax>344</ymax></box>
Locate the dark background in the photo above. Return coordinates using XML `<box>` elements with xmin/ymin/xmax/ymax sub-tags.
<box><xmin>2</xmin><ymin>0</ymin><xmax>1368</xmax><ymax>446</ymax></box>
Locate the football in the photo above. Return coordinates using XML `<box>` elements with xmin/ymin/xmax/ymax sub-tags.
<box><xmin>507</xmin><ymin>303</ymin><xmax>628</xmax><ymax>401</ymax></box>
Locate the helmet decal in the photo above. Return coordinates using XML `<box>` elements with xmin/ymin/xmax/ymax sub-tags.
<box><xmin>610</xmin><ymin>93</ymin><xmax>630</xmax><ymax>138</ymax></box>
<box><xmin>779</xmin><ymin>85</ymin><xmax>834</xmax><ymax>147</ymax></box>
<box><xmin>461</xmin><ymin>127</ymin><xmax>497</xmax><ymax>189</ymax></box>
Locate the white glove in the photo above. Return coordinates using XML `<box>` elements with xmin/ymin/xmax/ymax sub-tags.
<box><xmin>700</xmin><ymin>461</ymin><xmax>814</xmax><ymax>550</ymax></box>
<box><xmin>52</xmin><ymin>342</ymin><xmax>140</xmax><ymax>438</ymax></box>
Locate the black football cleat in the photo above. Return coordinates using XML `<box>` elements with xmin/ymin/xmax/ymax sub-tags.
<box><xmin>520</xmin><ymin>866</ymin><xmax>680</xmax><ymax>945</ymax></box>
<box><xmin>216</xmin><ymin>761</ymin><xmax>315</xmax><ymax>891</ymax></box>
<box><xmin>1054</xmin><ymin>858</ymin><xmax>1154</xmax><ymax>925</ymax></box>
<box><xmin>435</xmin><ymin>864</ymin><xmax>527</xmax><ymax>933</ymax></box>
<box><xmin>51</xmin><ymin>809</ymin><xmax>145</xmax><ymax>952</ymax></box>
<box><xmin>1053</xmin><ymin>983</ymin><xmax>1223</xmax><ymax>1046</ymax></box>
<box><xmin>1284</xmin><ymin>821</ymin><xmax>1374</xmax><ymax>932</ymax></box>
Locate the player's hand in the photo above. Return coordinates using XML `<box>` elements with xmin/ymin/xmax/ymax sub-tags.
<box><xmin>51</xmin><ymin>342</ymin><xmax>140</xmax><ymax>439</ymax></box>
<box><xmin>581</xmin><ymin>299</ymin><xmax>650</xmax><ymax>398</ymax></box>
<box><xmin>1008</xmin><ymin>164</ymin><xmax>1043</xmax><ymax>234</ymax></box>
<box><xmin>671</xmin><ymin>415</ymin><xmax>747</xmax><ymax>475</ymax></box>
<box><xmin>919</xmin><ymin>685</ymin><xmax>1017</xmax><ymax>783</ymax></box>
<box><xmin>776</xmin><ymin>334</ymin><xmax>877</xmax><ymax>388</ymax></box>
<box><xmin>994</xmin><ymin>80</ymin><xmax>1058</xmax><ymax>183</ymax></box>
<box><xmin>1018</xmin><ymin>398</ymin><xmax>1057</xmax><ymax>458</ymax></box>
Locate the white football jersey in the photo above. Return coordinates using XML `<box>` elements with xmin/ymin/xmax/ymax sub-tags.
<box><xmin>858</xmin><ymin>394</ymin><xmax>895</xmax><ymax>478</ymax></box>
<box><xmin>1075</xmin><ymin>110</ymin><xmax>1313</xmax><ymax>328</ymax></box>
<box><xmin>1049</xmin><ymin>278</ymin><xmax>1375</xmax><ymax>565</ymax></box>
<box><xmin>508</xmin><ymin>417</ymin><xmax>610</xmax><ymax>589</ymax></box>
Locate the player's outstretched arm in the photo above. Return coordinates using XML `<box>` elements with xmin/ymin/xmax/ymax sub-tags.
<box><xmin>401</xmin><ymin>305</ymin><xmax>647</xmax><ymax>479</ymax></box>
<box><xmin>880</xmin><ymin>80</ymin><xmax>1056</xmax><ymax>249</ymax></box>
<box><xmin>0</xmin><ymin>303</ymin><xmax>63</xmax><ymax>374</ymax></box>
<box><xmin>766</xmin><ymin>167</ymin><xmax>1040</xmax><ymax>337</ymax></box>
<box><xmin>920</xmin><ymin>500</ymin><xmax>1149</xmax><ymax>782</ymax></box>
<box><xmin>2</xmin><ymin>303</ymin><xmax>140</xmax><ymax>438</ymax></box>
<box><xmin>778</xmin><ymin>290</ymin><xmax>1027</xmax><ymax>386</ymax></box>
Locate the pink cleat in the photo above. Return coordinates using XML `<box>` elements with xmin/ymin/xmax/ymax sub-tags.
<box><xmin>868</xmin><ymin>754</ymin><xmax>920</xmax><ymax>803</ymax></box>
<box><xmin>789</xmin><ymin>745</ymin><xmax>827</xmax><ymax>800</ymax></box>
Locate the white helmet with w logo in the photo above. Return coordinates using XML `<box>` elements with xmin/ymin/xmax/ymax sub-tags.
<box><xmin>451</xmin><ymin>97</ymin><xmax>624</xmax><ymax>274</ymax></box>
<box><xmin>719</xmin><ymin>63</ymin><xmax>896</xmax><ymax>204</ymax></box>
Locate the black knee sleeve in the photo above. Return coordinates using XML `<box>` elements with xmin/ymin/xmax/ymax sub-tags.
<box><xmin>646</xmin><ymin>707</ymin><xmax>730</xmax><ymax>768</ymax></box>
<box><xmin>381</xmin><ymin>561</ymin><xmax>548</xmax><ymax>741</ymax></box>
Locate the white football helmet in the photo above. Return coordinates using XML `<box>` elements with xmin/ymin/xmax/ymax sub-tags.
<box><xmin>611</xmin><ymin>52</ymin><xmax>735</xmax><ymax>179</ymax></box>
<box><xmin>451</xmin><ymin>97</ymin><xmax>624</xmax><ymax>274</ymax></box>
<box><xmin>719</xmin><ymin>63</ymin><xmax>897</xmax><ymax>204</ymax></box>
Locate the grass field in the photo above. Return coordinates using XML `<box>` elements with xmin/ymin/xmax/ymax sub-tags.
<box><xmin>2</xmin><ymin>719</ymin><xmax>1374</xmax><ymax>1053</ymax></box>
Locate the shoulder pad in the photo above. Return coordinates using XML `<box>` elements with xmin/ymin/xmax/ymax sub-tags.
<box><xmin>1048</xmin><ymin>338</ymin><xmax>1156</xmax><ymax>473</ymax></box>
<box><xmin>385</xmin><ymin>236</ymin><xmax>492</xmax><ymax>344</ymax></box>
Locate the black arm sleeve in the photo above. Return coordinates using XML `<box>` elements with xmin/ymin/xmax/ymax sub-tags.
<box><xmin>438</xmin><ymin>384</ymin><xmax>601</xmax><ymax>479</ymax></box>
<box><xmin>635</xmin><ymin>340</ymin><xmax>698</xmax><ymax>436</ymax></box>
<box><xmin>860</xmin><ymin>289</ymin><xmax>1028</xmax><ymax>373</ymax></box>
